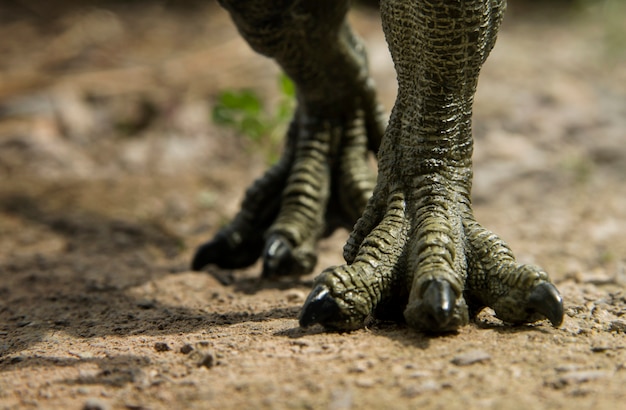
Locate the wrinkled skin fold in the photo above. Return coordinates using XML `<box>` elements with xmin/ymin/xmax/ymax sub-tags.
<box><xmin>193</xmin><ymin>0</ymin><xmax>564</xmax><ymax>332</ymax></box>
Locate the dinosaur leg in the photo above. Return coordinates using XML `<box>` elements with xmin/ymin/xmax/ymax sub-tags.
<box><xmin>300</xmin><ymin>0</ymin><xmax>564</xmax><ymax>332</ymax></box>
<box><xmin>192</xmin><ymin>0</ymin><xmax>386</xmax><ymax>277</ymax></box>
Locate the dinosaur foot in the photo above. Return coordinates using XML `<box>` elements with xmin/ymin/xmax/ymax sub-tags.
<box><xmin>192</xmin><ymin>103</ymin><xmax>382</xmax><ymax>278</ymax></box>
<box><xmin>299</xmin><ymin>188</ymin><xmax>564</xmax><ymax>333</ymax></box>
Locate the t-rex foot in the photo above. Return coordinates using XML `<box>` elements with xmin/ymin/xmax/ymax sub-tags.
<box><xmin>300</xmin><ymin>0</ymin><xmax>564</xmax><ymax>333</ymax></box>
<box><xmin>193</xmin><ymin>0</ymin><xmax>385</xmax><ymax>278</ymax></box>
<box><xmin>299</xmin><ymin>189</ymin><xmax>564</xmax><ymax>332</ymax></box>
<box><xmin>192</xmin><ymin>100</ymin><xmax>382</xmax><ymax>277</ymax></box>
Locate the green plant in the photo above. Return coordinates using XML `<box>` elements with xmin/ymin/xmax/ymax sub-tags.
<box><xmin>212</xmin><ymin>73</ymin><xmax>295</xmax><ymax>163</ymax></box>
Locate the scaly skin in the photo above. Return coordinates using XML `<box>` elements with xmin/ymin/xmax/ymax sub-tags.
<box><xmin>192</xmin><ymin>0</ymin><xmax>386</xmax><ymax>277</ymax></box>
<box><xmin>195</xmin><ymin>0</ymin><xmax>564</xmax><ymax>332</ymax></box>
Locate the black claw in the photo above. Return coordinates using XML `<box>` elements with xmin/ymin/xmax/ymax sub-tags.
<box><xmin>422</xmin><ymin>279</ymin><xmax>457</xmax><ymax>328</ymax></box>
<box><xmin>262</xmin><ymin>236</ymin><xmax>293</xmax><ymax>277</ymax></box>
<box><xmin>262</xmin><ymin>235</ymin><xmax>316</xmax><ymax>277</ymax></box>
<box><xmin>191</xmin><ymin>239</ymin><xmax>225</xmax><ymax>271</ymax></box>
<box><xmin>527</xmin><ymin>282</ymin><xmax>564</xmax><ymax>327</ymax></box>
<box><xmin>299</xmin><ymin>285</ymin><xmax>341</xmax><ymax>328</ymax></box>
<box><xmin>191</xmin><ymin>233</ymin><xmax>263</xmax><ymax>271</ymax></box>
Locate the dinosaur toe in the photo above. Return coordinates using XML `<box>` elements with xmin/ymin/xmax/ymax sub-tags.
<box><xmin>527</xmin><ymin>282</ymin><xmax>564</xmax><ymax>327</ymax></box>
<box><xmin>299</xmin><ymin>285</ymin><xmax>342</xmax><ymax>328</ymax></box>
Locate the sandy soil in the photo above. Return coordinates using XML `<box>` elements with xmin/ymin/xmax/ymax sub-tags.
<box><xmin>1</xmin><ymin>1</ymin><xmax>626</xmax><ymax>409</ymax></box>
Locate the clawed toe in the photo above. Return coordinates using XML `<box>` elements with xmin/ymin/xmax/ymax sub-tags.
<box><xmin>191</xmin><ymin>233</ymin><xmax>263</xmax><ymax>271</ymax></box>
<box><xmin>262</xmin><ymin>235</ymin><xmax>295</xmax><ymax>277</ymax></box>
<box><xmin>419</xmin><ymin>279</ymin><xmax>456</xmax><ymax>328</ymax></box>
<box><xmin>404</xmin><ymin>279</ymin><xmax>469</xmax><ymax>333</ymax></box>
<box><xmin>487</xmin><ymin>267</ymin><xmax>564</xmax><ymax>328</ymax></box>
<box><xmin>191</xmin><ymin>240</ymin><xmax>221</xmax><ymax>271</ymax></box>
<box><xmin>527</xmin><ymin>282</ymin><xmax>564</xmax><ymax>327</ymax></box>
<box><xmin>262</xmin><ymin>235</ymin><xmax>317</xmax><ymax>278</ymax></box>
<box><xmin>299</xmin><ymin>285</ymin><xmax>342</xmax><ymax>328</ymax></box>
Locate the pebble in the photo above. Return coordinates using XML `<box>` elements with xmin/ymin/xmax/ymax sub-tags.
<box><xmin>609</xmin><ymin>319</ymin><xmax>626</xmax><ymax>333</ymax></box>
<box><xmin>451</xmin><ymin>350</ymin><xmax>491</xmax><ymax>366</ymax></box>
<box><xmin>180</xmin><ymin>344</ymin><xmax>194</xmax><ymax>354</ymax></box>
<box><xmin>137</xmin><ymin>299</ymin><xmax>156</xmax><ymax>309</ymax></box>
<box><xmin>290</xmin><ymin>339</ymin><xmax>312</xmax><ymax>348</ymax></box>
<box><xmin>552</xmin><ymin>370</ymin><xmax>610</xmax><ymax>388</ymax></box>
<box><xmin>349</xmin><ymin>361</ymin><xmax>369</xmax><ymax>374</ymax></box>
<box><xmin>198</xmin><ymin>352</ymin><xmax>215</xmax><ymax>369</ymax></box>
<box><xmin>83</xmin><ymin>398</ymin><xmax>110</xmax><ymax>410</ymax></box>
<box><xmin>285</xmin><ymin>289</ymin><xmax>306</xmax><ymax>303</ymax></box>
<box><xmin>154</xmin><ymin>342</ymin><xmax>171</xmax><ymax>352</ymax></box>
<box><xmin>408</xmin><ymin>370</ymin><xmax>433</xmax><ymax>379</ymax></box>
<box><xmin>403</xmin><ymin>380</ymin><xmax>440</xmax><ymax>397</ymax></box>
<box><xmin>354</xmin><ymin>377</ymin><xmax>376</xmax><ymax>388</ymax></box>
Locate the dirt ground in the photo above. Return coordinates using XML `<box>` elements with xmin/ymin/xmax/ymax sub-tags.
<box><xmin>1</xmin><ymin>1</ymin><xmax>626</xmax><ymax>409</ymax></box>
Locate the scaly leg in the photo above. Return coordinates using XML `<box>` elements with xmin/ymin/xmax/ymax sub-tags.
<box><xmin>192</xmin><ymin>0</ymin><xmax>386</xmax><ymax>277</ymax></box>
<box><xmin>300</xmin><ymin>0</ymin><xmax>563</xmax><ymax>332</ymax></box>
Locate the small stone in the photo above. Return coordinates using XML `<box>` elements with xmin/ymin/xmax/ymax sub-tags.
<box><xmin>349</xmin><ymin>362</ymin><xmax>369</xmax><ymax>374</ymax></box>
<box><xmin>552</xmin><ymin>370</ymin><xmax>610</xmax><ymax>388</ymax></box>
<box><xmin>83</xmin><ymin>398</ymin><xmax>110</xmax><ymax>410</ymax></box>
<box><xmin>590</xmin><ymin>345</ymin><xmax>614</xmax><ymax>353</ymax></box>
<box><xmin>154</xmin><ymin>342</ymin><xmax>171</xmax><ymax>352</ymax></box>
<box><xmin>9</xmin><ymin>356</ymin><xmax>24</xmax><ymax>364</ymax></box>
<box><xmin>137</xmin><ymin>300</ymin><xmax>156</xmax><ymax>309</ymax></box>
<box><xmin>290</xmin><ymin>339</ymin><xmax>312</xmax><ymax>348</ymax></box>
<box><xmin>609</xmin><ymin>319</ymin><xmax>626</xmax><ymax>333</ymax></box>
<box><xmin>451</xmin><ymin>350</ymin><xmax>491</xmax><ymax>366</ymax></box>
<box><xmin>180</xmin><ymin>344</ymin><xmax>194</xmax><ymax>354</ymax></box>
<box><xmin>555</xmin><ymin>364</ymin><xmax>584</xmax><ymax>373</ymax></box>
<box><xmin>403</xmin><ymin>380</ymin><xmax>440</xmax><ymax>397</ymax></box>
<box><xmin>198</xmin><ymin>353</ymin><xmax>215</xmax><ymax>369</ymax></box>
<box><xmin>408</xmin><ymin>370</ymin><xmax>433</xmax><ymax>379</ymax></box>
<box><xmin>285</xmin><ymin>290</ymin><xmax>306</xmax><ymax>303</ymax></box>
<box><xmin>354</xmin><ymin>377</ymin><xmax>376</xmax><ymax>388</ymax></box>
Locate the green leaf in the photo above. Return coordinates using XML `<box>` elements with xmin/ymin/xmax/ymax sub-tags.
<box><xmin>276</xmin><ymin>100</ymin><xmax>293</xmax><ymax>123</ymax></box>
<box><xmin>212</xmin><ymin>105</ymin><xmax>236</xmax><ymax>125</ymax></box>
<box><xmin>240</xmin><ymin>116</ymin><xmax>266</xmax><ymax>141</ymax></box>
<box><xmin>218</xmin><ymin>90</ymin><xmax>262</xmax><ymax>115</ymax></box>
<box><xmin>279</xmin><ymin>74</ymin><xmax>295</xmax><ymax>98</ymax></box>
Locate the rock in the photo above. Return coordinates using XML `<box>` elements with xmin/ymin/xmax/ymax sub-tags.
<box><xmin>198</xmin><ymin>352</ymin><xmax>215</xmax><ymax>369</ymax></box>
<box><xmin>180</xmin><ymin>344</ymin><xmax>194</xmax><ymax>354</ymax></box>
<box><xmin>154</xmin><ymin>342</ymin><xmax>171</xmax><ymax>352</ymax></box>
<box><xmin>403</xmin><ymin>380</ymin><xmax>440</xmax><ymax>397</ymax></box>
<box><xmin>137</xmin><ymin>299</ymin><xmax>156</xmax><ymax>309</ymax></box>
<box><xmin>354</xmin><ymin>377</ymin><xmax>376</xmax><ymax>388</ymax></box>
<box><xmin>285</xmin><ymin>289</ymin><xmax>306</xmax><ymax>303</ymax></box>
<box><xmin>83</xmin><ymin>398</ymin><xmax>110</xmax><ymax>410</ymax></box>
<box><xmin>609</xmin><ymin>319</ymin><xmax>626</xmax><ymax>333</ymax></box>
<box><xmin>551</xmin><ymin>370</ymin><xmax>611</xmax><ymax>389</ymax></box>
<box><xmin>451</xmin><ymin>350</ymin><xmax>491</xmax><ymax>366</ymax></box>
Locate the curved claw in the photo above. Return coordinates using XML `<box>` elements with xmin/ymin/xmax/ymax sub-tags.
<box><xmin>262</xmin><ymin>236</ymin><xmax>294</xmax><ymax>277</ymax></box>
<box><xmin>299</xmin><ymin>285</ymin><xmax>341</xmax><ymax>328</ymax></box>
<box><xmin>527</xmin><ymin>282</ymin><xmax>564</xmax><ymax>327</ymax></box>
<box><xmin>405</xmin><ymin>279</ymin><xmax>460</xmax><ymax>332</ymax></box>
<box><xmin>191</xmin><ymin>234</ymin><xmax>263</xmax><ymax>271</ymax></box>
<box><xmin>191</xmin><ymin>240</ymin><xmax>224</xmax><ymax>271</ymax></box>
<box><xmin>262</xmin><ymin>235</ymin><xmax>317</xmax><ymax>278</ymax></box>
<box><xmin>422</xmin><ymin>279</ymin><xmax>456</xmax><ymax>327</ymax></box>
